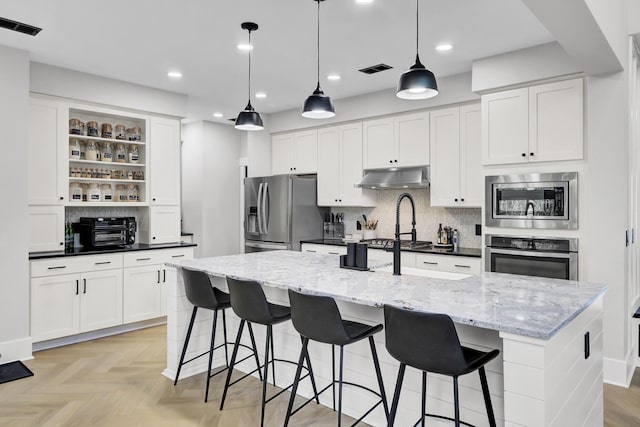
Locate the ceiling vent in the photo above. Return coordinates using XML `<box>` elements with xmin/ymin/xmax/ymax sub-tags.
<box><xmin>0</xmin><ymin>17</ymin><xmax>42</xmax><ymax>36</ymax></box>
<box><xmin>359</xmin><ymin>63</ymin><xmax>393</xmax><ymax>75</ymax></box>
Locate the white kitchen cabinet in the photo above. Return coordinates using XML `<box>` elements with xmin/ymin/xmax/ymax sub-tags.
<box><xmin>301</xmin><ymin>243</ymin><xmax>346</xmax><ymax>255</ymax></box>
<box><xmin>79</xmin><ymin>269</ymin><xmax>123</xmax><ymax>332</ymax></box>
<box><xmin>31</xmin><ymin>273</ymin><xmax>80</xmax><ymax>342</ymax></box>
<box><xmin>482</xmin><ymin>78</ymin><xmax>583</xmax><ymax>165</ymax></box>
<box><xmin>317</xmin><ymin>124</ymin><xmax>376</xmax><ymax>207</ymax></box>
<box><xmin>28</xmin><ymin>205</ymin><xmax>65</xmax><ymax>252</ymax></box>
<box><xmin>363</xmin><ymin>112</ymin><xmax>429</xmax><ymax>169</ymax></box>
<box><xmin>28</xmin><ymin>97</ymin><xmax>68</xmax><ymax>205</ymax></box>
<box><xmin>149</xmin><ymin>116</ymin><xmax>181</xmax><ymax>206</ymax></box>
<box><xmin>139</xmin><ymin>205</ymin><xmax>181</xmax><ymax>244</ymax></box>
<box><xmin>271</xmin><ymin>130</ymin><xmax>318</xmax><ymax>175</ymax></box>
<box><xmin>430</xmin><ymin>104</ymin><xmax>481</xmax><ymax>207</ymax></box>
<box><xmin>414</xmin><ymin>253</ymin><xmax>481</xmax><ymax>275</ymax></box>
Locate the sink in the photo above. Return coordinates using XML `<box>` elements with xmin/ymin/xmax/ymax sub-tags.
<box><xmin>374</xmin><ymin>265</ymin><xmax>471</xmax><ymax>281</ymax></box>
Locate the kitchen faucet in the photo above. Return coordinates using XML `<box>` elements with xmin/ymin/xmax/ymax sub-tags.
<box><xmin>385</xmin><ymin>192</ymin><xmax>417</xmax><ymax>275</ymax></box>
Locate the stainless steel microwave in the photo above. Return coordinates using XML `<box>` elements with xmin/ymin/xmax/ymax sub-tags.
<box><xmin>485</xmin><ymin>172</ymin><xmax>578</xmax><ymax>229</ymax></box>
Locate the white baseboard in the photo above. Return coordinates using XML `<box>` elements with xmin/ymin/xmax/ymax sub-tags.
<box><xmin>0</xmin><ymin>336</ymin><xmax>33</xmax><ymax>364</ymax></box>
<box><xmin>603</xmin><ymin>352</ymin><xmax>635</xmax><ymax>387</ymax></box>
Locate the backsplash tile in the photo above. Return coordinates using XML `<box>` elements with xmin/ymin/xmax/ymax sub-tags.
<box><xmin>65</xmin><ymin>206</ymin><xmax>141</xmax><ymax>223</ymax></box>
<box><xmin>332</xmin><ymin>189</ymin><xmax>482</xmax><ymax>249</ymax></box>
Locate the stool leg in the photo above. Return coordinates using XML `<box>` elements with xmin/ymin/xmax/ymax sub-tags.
<box><xmin>222</xmin><ymin>309</ymin><xmax>229</xmax><ymax>367</ymax></box>
<box><xmin>421</xmin><ymin>371</ymin><xmax>427</xmax><ymax>427</ymax></box>
<box><xmin>260</xmin><ymin>325</ymin><xmax>272</xmax><ymax>427</ymax></box>
<box><xmin>331</xmin><ymin>345</ymin><xmax>336</xmax><ymax>411</ymax></box>
<box><xmin>283</xmin><ymin>337</ymin><xmax>309</xmax><ymax>427</ymax></box>
<box><xmin>270</xmin><ymin>329</ymin><xmax>276</xmax><ymax>387</ymax></box>
<box><xmin>247</xmin><ymin>322</ymin><xmax>263</xmax><ymax>382</ymax></box>
<box><xmin>338</xmin><ymin>345</ymin><xmax>345</xmax><ymax>427</ymax></box>
<box><xmin>368</xmin><ymin>336</ymin><xmax>390</xmax><ymax>420</ymax></box>
<box><xmin>204</xmin><ymin>309</ymin><xmax>218</xmax><ymax>402</ymax></box>
<box><xmin>453</xmin><ymin>377</ymin><xmax>460</xmax><ymax>427</ymax></box>
<box><xmin>479</xmin><ymin>367</ymin><xmax>497</xmax><ymax>427</ymax></box>
<box><xmin>174</xmin><ymin>306</ymin><xmax>198</xmax><ymax>385</ymax></box>
<box><xmin>387</xmin><ymin>363</ymin><xmax>406</xmax><ymax>427</ymax></box>
<box><xmin>301</xmin><ymin>337</ymin><xmax>320</xmax><ymax>404</ymax></box>
<box><xmin>220</xmin><ymin>319</ymin><xmax>245</xmax><ymax>410</ymax></box>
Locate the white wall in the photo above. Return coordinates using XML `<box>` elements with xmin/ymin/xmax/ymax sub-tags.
<box><xmin>30</xmin><ymin>63</ymin><xmax>188</xmax><ymax>118</ymax></box>
<box><xmin>181</xmin><ymin>121</ymin><xmax>242</xmax><ymax>258</ymax></box>
<box><xmin>0</xmin><ymin>45</ymin><xmax>31</xmax><ymax>362</ymax></box>
<box><xmin>630</xmin><ymin>0</ymin><xmax>640</xmax><ymax>35</ymax></box>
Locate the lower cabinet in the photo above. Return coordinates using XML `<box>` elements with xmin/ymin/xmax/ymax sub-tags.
<box><xmin>123</xmin><ymin>265</ymin><xmax>164</xmax><ymax>323</ymax></box>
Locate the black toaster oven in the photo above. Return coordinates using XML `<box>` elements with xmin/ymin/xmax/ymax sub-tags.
<box><xmin>79</xmin><ymin>217</ymin><xmax>136</xmax><ymax>248</ymax></box>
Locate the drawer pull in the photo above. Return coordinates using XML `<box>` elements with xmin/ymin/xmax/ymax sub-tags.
<box><xmin>136</xmin><ymin>258</ymin><xmax>152</xmax><ymax>261</ymax></box>
<box><xmin>584</xmin><ymin>331</ymin><xmax>590</xmax><ymax>359</ymax></box>
<box><xmin>83</xmin><ymin>278</ymin><xmax>87</xmax><ymax>294</ymax></box>
<box><xmin>94</xmin><ymin>261</ymin><xmax>111</xmax><ymax>265</ymax></box>
<box><xmin>305</xmin><ymin>250</ymin><xmax>317</xmax><ymax>253</ymax></box>
<box><xmin>454</xmin><ymin>264</ymin><xmax>471</xmax><ymax>269</ymax></box>
<box><xmin>171</xmin><ymin>254</ymin><xmax>185</xmax><ymax>258</ymax></box>
<box><xmin>76</xmin><ymin>280</ymin><xmax>79</xmax><ymax>295</ymax></box>
<box><xmin>48</xmin><ymin>266</ymin><xmax>67</xmax><ymax>270</ymax></box>
<box><xmin>328</xmin><ymin>252</ymin><xmax>340</xmax><ymax>255</ymax></box>
<box><xmin>422</xmin><ymin>261</ymin><xmax>438</xmax><ymax>266</ymax></box>
<box><xmin>157</xmin><ymin>270</ymin><xmax>161</xmax><ymax>284</ymax></box>
<box><xmin>163</xmin><ymin>269</ymin><xmax>166</xmax><ymax>283</ymax></box>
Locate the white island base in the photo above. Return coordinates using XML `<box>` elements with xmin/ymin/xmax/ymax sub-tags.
<box><xmin>164</xmin><ymin>252</ymin><xmax>604</xmax><ymax>427</ymax></box>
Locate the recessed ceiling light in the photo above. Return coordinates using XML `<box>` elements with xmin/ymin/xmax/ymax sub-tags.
<box><xmin>237</xmin><ymin>44</ymin><xmax>253</xmax><ymax>51</ymax></box>
<box><xmin>167</xmin><ymin>71</ymin><xmax>182</xmax><ymax>79</ymax></box>
<box><xmin>213</xmin><ymin>112</ymin><xmax>223</xmax><ymax>118</ymax></box>
<box><xmin>436</xmin><ymin>43</ymin><xmax>453</xmax><ymax>52</ymax></box>
<box><xmin>355</xmin><ymin>0</ymin><xmax>374</xmax><ymax>4</ymax></box>
<box><xmin>327</xmin><ymin>74</ymin><xmax>341</xmax><ymax>81</ymax></box>
<box><xmin>255</xmin><ymin>92</ymin><xmax>267</xmax><ymax>98</ymax></box>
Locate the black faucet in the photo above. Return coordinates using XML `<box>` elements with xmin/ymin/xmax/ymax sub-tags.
<box><xmin>385</xmin><ymin>192</ymin><xmax>417</xmax><ymax>275</ymax></box>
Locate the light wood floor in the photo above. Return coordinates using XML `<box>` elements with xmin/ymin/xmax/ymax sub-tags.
<box><xmin>0</xmin><ymin>325</ymin><xmax>638</xmax><ymax>426</ymax></box>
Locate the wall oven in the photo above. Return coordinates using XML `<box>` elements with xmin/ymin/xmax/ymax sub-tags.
<box><xmin>485</xmin><ymin>234</ymin><xmax>578</xmax><ymax>280</ymax></box>
<box><xmin>485</xmin><ymin>172</ymin><xmax>578</xmax><ymax>229</ymax></box>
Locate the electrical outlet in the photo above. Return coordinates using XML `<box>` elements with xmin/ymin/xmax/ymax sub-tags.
<box><xmin>475</xmin><ymin>224</ymin><xmax>482</xmax><ymax>236</ymax></box>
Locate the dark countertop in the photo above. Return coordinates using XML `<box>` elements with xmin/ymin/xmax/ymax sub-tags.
<box><xmin>301</xmin><ymin>239</ymin><xmax>482</xmax><ymax>258</ymax></box>
<box><xmin>29</xmin><ymin>242</ymin><xmax>197</xmax><ymax>260</ymax></box>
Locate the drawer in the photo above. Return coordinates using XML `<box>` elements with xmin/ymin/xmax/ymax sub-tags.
<box><xmin>31</xmin><ymin>253</ymin><xmax>123</xmax><ymax>277</ymax></box>
<box><xmin>414</xmin><ymin>253</ymin><xmax>447</xmax><ymax>271</ymax></box>
<box><xmin>301</xmin><ymin>244</ymin><xmax>346</xmax><ymax>256</ymax></box>
<box><xmin>441</xmin><ymin>257</ymin><xmax>482</xmax><ymax>275</ymax></box>
<box><xmin>123</xmin><ymin>248</ymin><xmax>194</xmax><ymax>268</ymax></box>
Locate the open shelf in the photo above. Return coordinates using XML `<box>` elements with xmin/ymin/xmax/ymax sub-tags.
<box><xmin>68</xmin><ymin>134</ymin><xmax>146</xmax><ymax>146</ymax></box>
<box><xmin>69</xmin><ymin>177</ymin><xmax>146</xmax><ymax>184</ymax></box>
<box><xmin>69</xmin><ymin>159</ymin><xmax>145</xmax><ymax>167</ymax></box>
<box><xmin>66</xmin><ymin>202</ymin><xmax>148</xmax><ymax>208</ymax></box>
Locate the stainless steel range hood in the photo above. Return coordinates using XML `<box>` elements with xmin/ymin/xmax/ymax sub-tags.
<box><xmin>354</xmin><ymin>167</ymin><xmax>430</xmax><ymax>189</ymax></box>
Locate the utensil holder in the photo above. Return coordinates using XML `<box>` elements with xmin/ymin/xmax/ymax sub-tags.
<box><xmin>363</xmin><ymin>229</ymin><xmax>376</xmax><ymax>240</ymax></box>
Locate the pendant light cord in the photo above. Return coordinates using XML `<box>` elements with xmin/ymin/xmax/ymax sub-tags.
<box><xmin>415</xmin><ymin>0</ymin><xmax>419</xmax><ymax>56</ymax></box>
<box><xmin>248</xmin><ymin>30</ymin><xmax>252</xmax><ymax>102</ymax></box>
<box><xmin>317</xmin><ymin>0</ymin><xmax>320</xmax><ymax>85</ymax></box>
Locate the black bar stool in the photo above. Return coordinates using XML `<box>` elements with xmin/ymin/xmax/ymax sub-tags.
<box><xmin>220</xmin><ymin>278</ymin><xmax>320</xmax><ymax>427</ymax></box>
<box><xmin>284</xmin><ymin>289</ymin><xmax>390</xmax><ymax>427</ymax></box>
<box><xmin>383</xmin><ymin>305</ymin><xmax>500</xmax><ymax>427</ymax></box>
<box><xmin>173</xmin><ymin>267</ymin><xmax>262</xmax><ymax>403</ymax></box>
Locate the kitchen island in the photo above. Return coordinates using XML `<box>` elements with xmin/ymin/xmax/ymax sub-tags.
<box><xmin>166</xmin><ymin>251</ymin><xmax>607</xmax><ymax>427</ymax></box>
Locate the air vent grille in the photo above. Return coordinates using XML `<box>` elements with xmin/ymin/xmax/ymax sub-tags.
<box><xmin>359</xmin><ymin>63</ymin><xmax>393</xmax><ymax>75</ymax></box>
<box><xmin>0</xmin><ymin>17</ymin><xmax>42</xmax><ymax>36</ymax></box>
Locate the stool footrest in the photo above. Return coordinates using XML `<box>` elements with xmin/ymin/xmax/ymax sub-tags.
<box><xmin>413</xmin><ymin>413</ymin><xmax>475</xmax><ymax>427</ymax></box>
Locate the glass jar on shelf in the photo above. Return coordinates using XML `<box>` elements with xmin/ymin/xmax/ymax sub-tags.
<box><xmin>101</xmin><ymin>142</ymin><xmax>113</xmax><ymax>162</ymax></box>
<box><xmin>79</xmin><ymin>140</ymin><xmax>87</xmax><ymax>160</ymax></box>
<box><xmin>86</xmin><ymin>141</ymin><xmax>100</xmax><ymax>161</ymax></box>
<box><xmin>115</xmin><ymin>184</ymin><xmax>128</xmax><ymax>202</ymax></box>
<box><xmin>101</xmin><ymin>123</ymin><xmax>113</xmax><ymax>139</ymax></box>
<box><xmin>69</xmin><ymin>183</ymin><xmax>83</xmax><ymax>202</ymax></box>
<box><xmin>127</xmin><ymin>184</ymin><xmax>139</xmax><ymax>202</ymax></box>
<box><xmin>87</xmin><ymin>121</ymin><xmax>99</xmax><ymax>137</ymax></box>
<box><xmin>115</xmin><ymin>144</ymin><xmax>127</xmax><ymax>163</ymax></box>
<box><xmin>69</xmin><ymin>119</ymin><xmax>83</xmax><ymax>135</ymax></box>
<box><xmin>81</xmin><ymin>184</ymin><xmax>89</xmax><ymax>201</ymax></box>
<box><xmin>126</xmin><ymin>127</ymin><xmax>141</xmax><ymax>141</ymax></box>
<box><xmin>88</xmin><ymin>183</ymin><xmax>101</xmax><ymax>202</ymax></box>
<box><xmin>115</xmin><ymin>124</ymin><xmax>126</xmax><ymax>140</ymax></box>
<box><xmin>100</xmin><ymin>184</ymin><xmax>113</xmax><ymax>202</ymax></box>
<box><xmin>69</xmin><ymin>139</ymin><xmax>81</xmax><ymax>160</ymax></box>
<box><xmin>128</xmin><ymin>145</ymin><xmax>139</xmax><ymax>164</ymax></box>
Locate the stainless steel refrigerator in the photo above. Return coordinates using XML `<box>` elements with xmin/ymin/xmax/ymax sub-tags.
<box><xmin>245</xmin><ymin>175</ymin><xmax>328</xmax><ymax>252</ymax></box>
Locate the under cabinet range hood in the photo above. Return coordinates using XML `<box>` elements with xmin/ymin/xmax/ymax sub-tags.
<box><xmin>355</xmin><ymin>167</ymin><xmax>430</xmax><ymax>189</ymax></box>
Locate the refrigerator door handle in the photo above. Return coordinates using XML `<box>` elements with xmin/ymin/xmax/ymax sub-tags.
<box><xmin>263</xmin><ymin>182</ymin><xmax>270</xmax><ymax>234</ymax></box>
<box><xmin>257</xmin><ymin>183</ymin><xmax>264</xmax><ymax>235</ymax></box>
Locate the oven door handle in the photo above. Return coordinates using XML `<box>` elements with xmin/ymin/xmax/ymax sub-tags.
<box><xmin>488</xmin><ymin>248</ymin><xmax>572</xmax><ymax>259</ymax></box>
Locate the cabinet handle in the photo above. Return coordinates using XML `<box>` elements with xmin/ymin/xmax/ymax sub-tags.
<box><xmin>306</xmin><ymin>250</ymin><xmax>317</xmax><ymax>253</ymax></box>
<box><xmin>157</xmin><ymin>270</ymin><xmax>161</xmax><ymax>284</ymax></box>
<box><xmin>530</xmin><ymin>152</ymin><xmax>535</xmax><ymax>157</ymax></box>
<box><xmin>461</xmin><ymin>198</ymin><xmax>465</xmax><ymax>202</ymax></box>
<box><xmin>153</xmin><ymin>236</ymin><xmax>156</xmax><ymax>240</ymax></box>
<box><xmin>394</xmin><ymin>160</ymin><xmax>398</xmax><ymax>163</ymax></box>
<box><xmin>389</xmin><ymin>160</ymin><xmax>393</xmax><ymax>164</ymax></box>
<box><xmin>334</xmin><ymin>199</ymin><xmax>338</xmax><ymax>202</ymax></box>
<box><xmin>76</xmin><ymin>279</ymin><xmax>79</xmax><ymax>295</ymax></box>
<box><xmin>454</xmin><ymin>198</ymin><xmax>458</xmax><ymax>202</ymax></box>
<box><xmin>163</xmin><ymin>269</ymin><xmax>166</xmax><ymax>283</ymax></box>
<box><xmin>328</xmin><ymin>252</ymin><xmax>340</xmax><ymax>255</ymax></box>
<box><xmin>59</xmin><ymin>196</ymin><xmax>64</xmax><ymax>200</ymax></box>
<box><xmin>60</xmin><ymin>242</ymin><xmax>64</xmax><ymax>246</ymax></box>
<box><xmin>521</xmin><ymin>153</ymin><xmax>526</xmax><ymax>157</ymax></box>
<box><xmin>48</xmin><ymin>266</ymin><xmax>67</xmax><ymax>270</ymax></box>
<box><xmin>290</xmin><ymin>168</ymin><xmax>293</xmax><ymax>171</ymax></box>
<box><xmin>171</xmin><ymin>254</ymin><xmax>185</xmax><ymax>258</ymax></box>
<box><xmin>584</xmin><ymin>331</ymin><xmax>590</xmax><ymax>359</ymax></box>
<box><xmin>152</xmin><ymin>198</ymin><xmax>156</xmax><ymax>202</ymax></box>
<box><xmin>94</xmin><ymin>261</ymin><xmax>111</xmax><ymax>265</ymax></box>
<box><xmin>294</xmin><ymin>167</ymin><xmax>297</xmax><ymax>171</ymax></box>
<box><xmin>83</xmin><ymin>278</ymin><xmax>87</xmax><ymax>294</ymax></box>
<box><xmin>454</xmin><ymin>264</ymin><xmax>471</xmax><ymax>269</ymax></box>
<box><xmin>136</xmin><ymin>257</ymin><xmax>151</xmax><ymax>261</ymax></box>
<box><xmin>423</xmin><ymin>261</ymin><xmax>438</xmax><ymax>265</ymax></box>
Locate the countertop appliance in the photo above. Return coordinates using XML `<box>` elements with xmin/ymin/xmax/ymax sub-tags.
<box><xmin>485</xmin><ymin>172</ymin><xmax>577</xmax><ymax>229</ymax></box>
<box><xmin>245</xmin><ymin>175</ymin><xmax>328</xmax><ymax>252</ymax></box>
<box><xmin>485</xmin><ymin>234</ymin><xmax>578</xmax><ymax>280</ymax></box>
<box><xmin>78</xmin><ymin>217</ymin><xmax>136</xmax><ymax>248</ymax></box>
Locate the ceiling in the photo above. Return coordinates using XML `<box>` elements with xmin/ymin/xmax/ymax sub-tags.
<box><xmin>0</xmin><ymin>0</ymin><xmax>554</xmax><ymax>122</ymax></box>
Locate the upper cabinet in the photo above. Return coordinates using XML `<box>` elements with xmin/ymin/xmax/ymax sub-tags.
<box><xmin>429</xmin><ymin>104</ymin><xmax>481</xmax><ymax>208</ymax></box>
<box><xmin>272</xmin><ymin>129</ymin><xmax>318</xmax><ymax>175</ymax></box>
<box><xmin>149</xmin><ymin>117</ymin><xmax>181</xmax><ymax>206</ymax></box>
<box><xmin>363</xmin><ymin>111</ymin><xmax>430</xmax><ymax>170</ymax></box>
<box><xmin>317</xmin><ymin>124</ymin><xmax>376</xmax><ymax>207</ymax></box>
<box><xmin>482</xmin><ymin>78</ymin><xmax>583</xmax><ymax>165</ymax></box>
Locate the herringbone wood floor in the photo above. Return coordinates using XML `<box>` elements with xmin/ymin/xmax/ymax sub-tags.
<box><xmin>0</xmin><ymin>325</ymin><xmax>638</xmax><ymax>426</ymax></box>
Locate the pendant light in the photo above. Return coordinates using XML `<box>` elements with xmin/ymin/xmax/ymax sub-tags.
<box><xmin>396</xmin><ymin>0</ymin><xmax>438</xmax><ymax>100</ymax></box>
<box><xmin>302</xmin><ymin>0</ymin><xmax>335</xmax><ymax>119</ymax></box>
<box><xmin>235</xmin><ymin>22</ymin><xmax>264</xmax><ymax>131</ymax></box>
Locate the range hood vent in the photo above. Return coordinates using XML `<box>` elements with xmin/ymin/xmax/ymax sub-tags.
<box><xmin>355</xmin><ymin>167</ymin><xmax>430</xmax><ymax>189</ymax></box>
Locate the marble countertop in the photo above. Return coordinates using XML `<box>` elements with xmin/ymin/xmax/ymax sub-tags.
<box><xmin>301</xmin><ymin>239</ymin><xmax>482</xmax><ymax>258</ymax></box>
<box><xmin>170</xmin><ymin>251</ymin><xmax>607</xmax><ymax>340</ymax></box>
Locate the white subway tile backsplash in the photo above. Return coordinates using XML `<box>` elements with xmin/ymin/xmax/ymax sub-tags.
<box><xmin>332</xmin><ymin>189</ymin><xmax>482</xmax><ymax>249</ymax></box>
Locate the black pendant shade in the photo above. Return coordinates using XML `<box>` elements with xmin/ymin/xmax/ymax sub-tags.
<box><xmin>396</xmin><ymin>54</ymin><xmax>438</xmax><ymax>100</ymax></box>
<box><xmin>235</xmin><ymin>101</ymin><xmax>264</xmax><ymax>131</ymax></box>
<box><xmin>235</xmin><ymin>22</ymin><xmax>264</xmax><ymax>131</ymax></box>
<box><xmin>302</xmin><ymin>83</ymin><xmax>335</xmax><ymax>119</ymax></box>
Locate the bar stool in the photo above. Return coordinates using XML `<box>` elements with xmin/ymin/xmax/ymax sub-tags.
<box><xmin>220</xmin><ymin>278</ymin><xmax>319</xmax><ymax>427</ymax></box>
<box><xmin>284</xmin><ymin>290</ymin><xmax>390</xmax><ymax>427</ymax></box>
<box><xmin>173</xmin><ymin>267</ymin><xmax>262</xmax><ymax>403</ymax></box>
<box><xmin>383</xmin><ymin>304</ymin><xmax>500</xmax><ymax>427</ymax></box>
